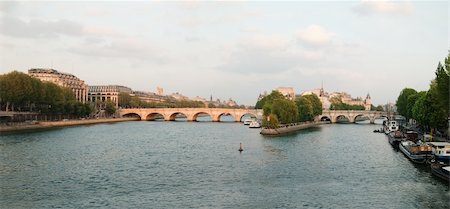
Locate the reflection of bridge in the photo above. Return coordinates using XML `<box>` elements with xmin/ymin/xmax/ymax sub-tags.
<box><xmin>318</xmin><ymin>110</ymin><xmax>388</xmax><ymax>124</ymax></box>
<box><xmin>119</xmin><ymin>108</ymin><xmax>263</xmax><ymax>122</ymax></box>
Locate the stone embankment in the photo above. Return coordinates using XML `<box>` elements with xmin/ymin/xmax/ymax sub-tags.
<box><xmin>260</xmin><ymin>121</ymin><xmax>324</xmax><ymax>136</ymax></box>
<box><xmin>0</xmin><ymin>117</ymin><xmax>139</xmax><ymax>133</ymax></box>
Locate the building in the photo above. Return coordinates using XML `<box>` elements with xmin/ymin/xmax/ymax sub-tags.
<box><xmin>171</xmin><ymin>92</ymin><xmax>190</xmax><ymax>101</ymax></box>
<box><xmin>276</xmin><ymin>87</ymin><xmax>295</xmax><ymax>101</ymax></box>
<box><xmin>88</xmin><ymin>85</ymin><xmax>132</xmax><ymax>107</ymax></box>
<box><xmin>301</xmin><ymin>86</ymin><xmax>372</xmax><ymax>110</ymax></box>
<box><xmin>132</xmin><ymin>91</ymin><xmax>168</xmax><ymax>103</ymax></box>
<box><xmin>28</xmin><ymin>68</ymin><xmax>88</xmax><ymax>103</ymax></box>
<box><xmin>156</xmin><ymin>86</ymin><xmax>164</xmax><ymax>96</ymax></box>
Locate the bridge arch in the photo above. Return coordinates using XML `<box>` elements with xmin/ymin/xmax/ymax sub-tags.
<box><xmin>320</xmin><ymin>116</ymin><xmax>331</xmax><ymax>122</ymax></box>
<box><xmin>122</xmin><ymin>113</ymin><xmax>141</xmax><ymax>120</ymax></box>
<box><xmin>145</xmin><ymin>112</ymin><xmax>165</xmax><ymax>121</ymax></box>
<box><xmin>238</xmin><ymin>113</ymin><xmax>257</xmax><ymax>122</ymax></box>
<box><xmin>190</xmin><ymin>112</ymin><xmax>212</xmax><ymax>122</ymax></box>
<box><xmin>334</xmin><ymin>115</ymin><xmax>351</xmax><ymax>123</ymax></box>
<box><xmin>168</xmin><ymin>112</ymin><xmax>188</xmax><ymax>121</ymax></box>
<box><xmin>213</xmin><ymin>112</ymin><xmax>236</xmax><ymax>122</ymax></box>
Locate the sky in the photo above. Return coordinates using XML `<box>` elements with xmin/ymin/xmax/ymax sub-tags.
<box><xmin>0</xmin><ymin>1</ymin><xmax>448</xmax><ymax>106</ymax></box>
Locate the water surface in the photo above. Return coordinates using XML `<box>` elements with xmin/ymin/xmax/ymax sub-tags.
<box><xmin>1</xmin><ymin>121</ymin><xmax>449</xmax><ymax>208</ymax></box>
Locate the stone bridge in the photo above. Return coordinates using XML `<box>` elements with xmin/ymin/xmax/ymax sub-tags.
<box><xmin>119</xmin><ymin>108</ymin><xmax>263</xmax><ymax>122</ymax></box>
<box><xmin>318</xmin><ymin>110</ymin><xmax>389</xmax><ymax>124</ymax></box>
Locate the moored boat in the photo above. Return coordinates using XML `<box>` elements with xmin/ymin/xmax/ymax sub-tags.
<box><xmin>249</xmin><ymin>120</ymin><xmax>261</xmax><ymax>128</ymax></box>
<box><xmin>430</xmin><ymin>162</ymin><xmax>450</xmax><ymax>182</ymax></box>
<box><xmin>428</xmin><ymin>142</ymin><xmax>450</xmax><ymax>163</ymax></box>
<box><xmin>243</xmin><ymin>119</ymin><xmax>253</xmax><ymax>125</ymax></box>
<box><xmin>399</xmin><ymin>141</ymin><xmax>432</xmax><ymax>163</ymax></box>
<box><xmin>388</xmin><ymin>131</ymin><xmax>405</xmax><ymax>148</ymax></box>
<box><xmin>383</xmin><ymin>120</ymin><xmax>399</xmax><ymax>134</ymax></box>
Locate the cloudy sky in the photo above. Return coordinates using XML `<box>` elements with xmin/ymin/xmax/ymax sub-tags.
<box><xmin>0</xmin><ymin>1</ymin><xmax>448</xmax><ymax>105</ymax></box>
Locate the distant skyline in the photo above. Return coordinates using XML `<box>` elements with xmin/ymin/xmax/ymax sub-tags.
<box><xmin>0</xmin><ymin>1</ymin><xmax>448</xmax><ymax>105</ymax></box>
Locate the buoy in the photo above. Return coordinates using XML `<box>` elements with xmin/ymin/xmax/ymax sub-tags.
<box><xmin>238</xmin><ymin>143</ymin><xmax>243</xmax><ymax>152</ymax></box>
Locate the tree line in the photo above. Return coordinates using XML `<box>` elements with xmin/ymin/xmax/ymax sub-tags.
<box><xmin>0</xmin><ymin>71</ymin><xmax>92</xmax><ymax>117</ymax></box>
<box><xmin>118</xmin><ymin>92</ymin><xmax>206</xmax><ymax>108</ymax></box>
<box><xmin>396</xmin><ymin>53</ymin><xmax>449</xmax><ymax>133</ymax></box>
<box><xmin>256</xmin><ymin>91</ymin><xmax>323</xmax><ymax>128</ymax></box>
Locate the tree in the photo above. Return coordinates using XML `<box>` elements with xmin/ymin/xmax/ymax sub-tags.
<box><xmin>303</xmin><ymin>94</ymin><xmax>322</xmax><ymax>116</ymax></box>
<box><xmin>396</xmin><ymin>88</ymin><xmax>417</xmax><ymax>119</ymax></box>
<box><xmin>255</xmin><ymin>91</ymin><xmax>285</xmax><ymax>109</ymax></box>
<box><xmin>412</xmin><ymin>92</ymin><xmax>429</xmax><ymax>127</ymax></box>
<box><xmin>208</xmin><ymin>103</ymin><xmax>216</xmax><ymax>108</ymax></box>
<box><xmin>260</xmin><ymin>91</ymin><xmax>297</xmax><ymax>127</ymax></box>
<box><xmin>118</xmin><ymin>92</ymin><xmax>132</xmax><ymax>108</ymax></box>
<box><xmin>105</xmin><ymin>101</ymin><xmax>116</xmax><ymax>116</ymax></box>
<box><xmin>271</xmin><ymin>99</ymin><xmax>298</xmax><ymax>124</ymax></box>
<box><xmin>262</xmin><ymin>114</ymin><xmax>279</xmax><ymax>128</ymax></box>
<box><xmin>375</xmin><ymin>105</ymin><xmax>384</xmax><ymax>111</ymax></box>
<box><xmin>434</xmin><ymin>55</ymin><xmax>449</xmax><ymax>121</ymax></box>
<box><xmin>406</xmin><ymin>92</ymin><xmax>420</xmax><ymax>120</ymax></box>
<box><xmin>296</xmin><ymin>96</ymin><xmax>314</xmax><ymax>122</ymax></box>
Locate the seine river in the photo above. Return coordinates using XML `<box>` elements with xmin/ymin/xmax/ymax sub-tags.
<box><xmin>1</xmin><ymin>118</ymin><xmax>449</xmax><ymax>208</ymax></box>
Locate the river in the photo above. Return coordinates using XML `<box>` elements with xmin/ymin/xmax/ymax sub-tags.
<box><xmin>0</xmin><ymin>119</ymin><xmax>449</xmax><ymax>208</ymax></box>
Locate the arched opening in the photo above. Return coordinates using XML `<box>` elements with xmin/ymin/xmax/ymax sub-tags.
<box><xmin>335</xmin><ymin>115</ymin><xmax>350</xmax><ymax>123</ymax></box>
<box><xmin>218</xmin><ymin>112</ymin><xmax>235</xmax><ymax>122</ymax></box>
<box><xmin>122</xmin><ymin>113</ymin><xmax>141</xmax><ymax>120</ymax></box>
<box><xmin>373</xmin><ymin>116</ymin><xmax>387</xmax><ymax>125</ymax></box>
<box><xmin>240</xmin><ymin>113</ymin><xmax>257</xmax><ymax>122</ymax></box>
<box><xmin>320</xmin><ymin>116</ymin><xmax>331</xmax><ymax>123</ymax></box>
<box><xmin>354</xmin><ymin>114</ymin><xmax>370</xmax><ymax>124</ymax></box>
<box><xmin>169</xmin><ymin>112</ymin><xmax>188</xmax><ymax>121</ymax></box>
<box><xmin>193</xmin><ymin>112</ymin><xmax>212</xmax><ymax>122</ymax></box>
<box><xmin>145</xmin><ymin>113</ymin><xmax>165</xmax><ymax>121</ymax></box>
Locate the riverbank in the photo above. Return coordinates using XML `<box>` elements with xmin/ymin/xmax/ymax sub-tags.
<box><xmin>260</xmin><ymin>121</ymin><xmax>324</xmax><ymax>136</ymax></box>
<box><xmin>0</xmin><ymin>117</ymin><xmax>139</xmax><ymax>133</ymax></box>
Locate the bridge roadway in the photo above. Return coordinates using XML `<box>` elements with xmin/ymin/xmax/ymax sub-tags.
<box><xmin>119</xmin><ymin>108</ymin><xmax>388</xmax><ymax>123</ymax></box>
<box><xmin>119</xmin><ymin>108</ymin><xmax>263</xmax><ymax>122</ymax></box>
<box><xmin>319</xmin><ymin>110</ymin><xmax>389</xmax><ymax>124</ymax></box>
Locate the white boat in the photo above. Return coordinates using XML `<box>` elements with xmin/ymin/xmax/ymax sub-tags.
<box><xmin>243</xmin><ymin>119</ymin><xmax>253</xmax><ymax>125</ymax></box>
<box><xmin>428</xmin><ymin>142</ymin><xmax>450</xmax><ymax>162</ymax></box>
<box><xmin>383</xmin><ymin>120</ymin><xmax>399</xmax><ymax>134</ymax></box>
<box><xmin>399</xmin><ymin>140</ymin><xmax>432</xmax><ymax>163</ymax></box>
<box><xmin>249</xmin><ymin>120</ymin><xmax>261</xmax><ymax>128</ymax></box>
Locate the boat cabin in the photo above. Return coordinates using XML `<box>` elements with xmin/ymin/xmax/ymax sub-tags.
<box><xmin>428</xmin><ymin>142</ymin><xmax>450</xmax><ymax>159</ymax></box>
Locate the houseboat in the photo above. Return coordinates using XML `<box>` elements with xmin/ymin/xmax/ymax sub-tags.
<box><xmin>399</xmin><ymin>140</ymin><xmax>432</xmax><ymax>163</ymax></box>
<box><xmin>388</xmin><ymin>131</ymin><xmax>405</xmax><ymax>148</ymax></box>
<box><xmin>383</xmin><ymin>120</ymin><xmax>399</xmax><ymax>134</ymax></box>
<box><xmin>430</xmin><ymin>162</ymin><xmax>450</xmax><ymax>182</ymax></box>
<box><xmin>428</xmin><ymin>142</ymin><xmax>450</xmax><ymax>162</ymax></box>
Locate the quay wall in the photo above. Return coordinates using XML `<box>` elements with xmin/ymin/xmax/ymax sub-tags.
<box><xmin>0</xmin><ymin>118</ymin><xmax>139</xmax><ymax>133</ymax></box>
<box><xmin>260</xmin><ymin>122</ymin><xmax>323</xmax><ymax>136</ymax></box>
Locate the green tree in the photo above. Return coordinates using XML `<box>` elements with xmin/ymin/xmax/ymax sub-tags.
<box><xmin>271</xmin><ymin>99</ymin><xmax>298</xmax><ymax>124</ymax></box>
<box><xmin>255</xmin><ymin>91</ymin><xmax>285</xmax><ymax>109</ymax></box>
<box><xmin>118</xmin><ymin>92</ymin><xmax>131</xmax><ymax>108</ymax></box>
<box><xmin>303</xmin><ymin>94</ymin><xmax>322</xmax><ymax>116</ymax></box>
<box><xmin>262</xmin><ymin>114</ymin><xmax>279</xmax><ymax>128</ymax></box>
<box><xmin>396</xmin><ymin>88</ymin><xmax>417</xmax><ymax>119</ymax></box>
<box><xmin>375</xmin><ymin>105</ymin><xmax>384</xmax><ymax>111</ymax></box>
<box><xmin>105</xmin><ymin>101</ymin><xmax>116</xmax><ymax>116</ymax></box>
<box><xmin>296</xmin><ymin>96</ymin><xmax>314</xmax><ymax>122</ymax></box>
<box><xmin>406</xmin><ymin>92</ymin><xmax>420</xmax><ymax>120</ymax></box>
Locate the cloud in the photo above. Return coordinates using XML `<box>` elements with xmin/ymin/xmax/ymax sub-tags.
<box><xmin>218</xmin><ymin>34</ymin><xmax>315</xmax><ymax>75</ymax></box>
<box><xmin>0</xmin><ymin>1</ymin><xmax>19</xmax><ymax>14</ymax></box>
<box><xmin>0</xmin><ymin>16</ymin><xmax>83</xmax><ymax>38</ymax></box>
<box><xmin>218</xmin><ymin>26</ymin><xmax>361</xmax><ymax>76</ymax></box>
<box><xmin>353</xmin><ymin>0</ymin><xmax>414</xmax><ymax>16</ymax></box>
<box><xmin>67</xmin><ymin>38</ymin><xmax>168</xmax><ymax>64</ymax></box>
<box><xmin>296</xmin><ymin>25</ymin><xmax>335</xmax><ymax>46</ymax></box>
